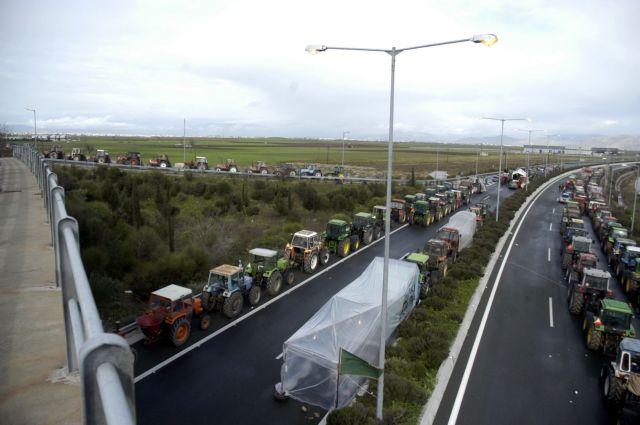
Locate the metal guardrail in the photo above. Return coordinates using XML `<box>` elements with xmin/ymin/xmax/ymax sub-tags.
<box><xmin>12</xmin><ymin>145</ymin><xmax>135</xmax><ymax>425</ymax></box>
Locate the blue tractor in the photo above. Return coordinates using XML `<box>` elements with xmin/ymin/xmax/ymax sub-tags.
<box><xmin>201</xmin><ymin>264</ymin><xmax>261</xmax><ymax>319</ymax></box>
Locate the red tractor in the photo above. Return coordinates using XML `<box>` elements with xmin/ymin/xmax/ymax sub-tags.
<box><xmin>116</xmin><ymin>152</ymin><xmax>142</xmax><ymax>166</ymax></box>
<box><xmin>148</xmin><ymin>154</ymin><xmax>171</xmax><ymax>168</ymax></box>
<box><xmin>214</xmin><ymin>159</ymin><xmax>238</xmax><ymax>172</ymax></box>
<box><xmin>136</xmin><ymin>284</ymin><xmax>211</xmax><ymax>347</ymax></box>
<box><xmin>390</xmin><ymin>199</ymin><xmax>407</xmax><ymax>224</ymax></box>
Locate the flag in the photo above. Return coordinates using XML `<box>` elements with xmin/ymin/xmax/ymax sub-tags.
<box><xmin>338</xmin><ymin>348</ymin><xmax>381</xmax><ymax>379</ymax></box>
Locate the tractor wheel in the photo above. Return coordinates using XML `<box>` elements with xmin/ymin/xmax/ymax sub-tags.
<box><xmin>582</xmin><ymin>311</ymin><xmax>594</xmax><ymax>333</ymax></box>
<box><xmin>261</xmin><ymin>169</ymin><xmax>268</xmax><ymax>175</ymax></box>
<box><xmin>98</xmin><ymin>157</ymin><xmax>105</xmax><ymax>164</ymax></box>
<box><xmin>408</xmin><ymin>214</ymin><xmax>414</xmax><ymax>225</ymax></box>
<box><xmin>337</xmin><ymin>238</ymin><xmax>350</xmax><ymax>258</ymax></box>
<box><xmin>420</xmin><ymin>280</ymin><xmax>429</xmax><ymax>299</ymax></box>
<box><xmin>363</xmin><ymin>230</ymin><xmax>373</xmax><ymax>245</ymax></box>
<box><xmin>289</xmin><ymin>170</ymin><xmax>296</xmax><ymax>177</ymax></box>
<box><xmin>160</xmin><ymin>161</ymin><xmax>168</xmax><ymax>168</ymax></box>
<box><xmin>50</xmin><ymin>152</ymin><xmax>58</xmax><ymax>159</ymax></box>
<box><xmin>215</xmin><ymin>167</ymin><xmax>222</xmax><ymax>172</ymax></box>
<box><xmin>267</xmin><ymin>272</ymin><xmax>283</xmax><ymax>296</ymax></box>
<box><xmin>199</xmin><ymin>314</ymin><xmax>211</xmax><ymax>331</ymax></box>
<box><xmin>441</xmin><ymin>263</ymin><xmax>449</xmax><ymax>277</ymax></box>
<box><xmin>73</xmin><ymin>155</ymin><xmax>81</xmax><ymax>161</ymax></box>
<box><xmin>374</xmin><ymin>227</ymin><xmax>382</xmax><ymax>240</ymax></box>
<box><xmin>399</xmin><ymin>213</ymin><xmax>406</xmax><ymax>224</ymax></box>
<box><xmin>603</xmin><ymin>371</ymin><xmax>625</xmax><ymax>407</ymax></box>
<box><xmin>169</xmin><ymin>317</ymin><xmax>191</xmax><ymax>347</ymax></box>
<box><xmin>201</xmin><ymin>292</ymin><xmax>211</xmax><ymax>311</ymax></box>
<box><xmin>247</xmin><ymin>169</ymin><xmax>253</xmax><ymax>174</ymax></box>
<box><xmin>223</xmin><ymin>292</ymin><xmax>244</xmax><ymax>318</ymax></box>
<box><xmin>587</xmin><ymin>325</ymin><xmax>603</xmax><ymax>351</ymax></box>
<box><xmin>229</xmin><ymin>167</ymin><xmax>238</xmax><ymax>173</ymax></box>
<box><xmin>314</xmin><ymin>172</ymin><xmax>321</xmax><ymax>177</ymax></box>
<box><xmin>304</xmin><ymin>253</ymin><xmax>319</xmax><ymax>273</ymax></box>
<box><xmin>350</xmin><ymin>235</ymin><xmax>360</xmax><ymax>251</ymax></box>
<box><xmin>248</xmin><ymin>285</ymin><xmax>261</xmax><ymax>306</ymax></box>
<box><xmin>285</xmin><ymin>269</ymin><xmax>295</xmax><ymax>285</ymax></box>
<box><xmin>319</xmin><ymin>249</ymin><xmax>330</xmax><ymax>265</ymax></box>
<box><xmin>568</xmin><ymin>290</ymin><xmax>585</xmax><ymax>315</ymax></box>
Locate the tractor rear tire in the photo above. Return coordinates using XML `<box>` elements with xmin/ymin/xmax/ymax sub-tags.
<box><xmin>304</xmin><ymin>253</ymin><xmax>319</xmax><ymax>273</ymax></box>
<box><xmin>603</xmin><ymin>371</ymin><xmax>625</xmax><ymax>407</ymax></box>
<box><xmin>374</xmin><ymin>227</ymin><xmax>382</xmax><ymax>240</ymax></box>
<box><xmin>169</xmin><ymin>317</ymin><xmax>191</xmax><ymax>347</ymax></box>
<box><xmin>337</xmin><ymin>238</ymin><xmax>350</xmax><ymax>258</ymax></box>
<box><xmin>587</xmin><ymin>325</ymin><xmax>603</xmax><ymax>351</ymax></box>
<box><xmin>289</xmin><ymin>171</ymin><xmax>296</xmax><ymax>177</ymax></box>
<box><xmin>223</xmin><ymin>292</ymin><xmax>244</xmax><ymax>318</ymax></box>
<box><xmin>409</xmin><ymin>214</ymin><xmax>414</xmax><ymax>225</ymax></box>
<box><xmin>568</xmin><ymin>290</ymin><xmax>584</xmax><ymax>315</ymax></box>
<box><xmin>229</xmin><ymin>167</ymin><xmax>238</xmax><ymax>173</ymax></box>
<box><xmin>199</xmin><ymin>314</ymin><xmax>211</xmax><ymax>331</ymax></box>
<box><xmin>267</xmin><ymin>272</ymin><xmax>283</xmax><ymax>296</ymax></box>
<box><xmin>261</xmin><ymin>169</ymin><xmax>268</xmax><ymax>174</ymax></box>
<box><xmin>441</xmin><ymin>263</ymin><xmax>448</xmax><ymax>278</ymax></box>
<box><xmin>160</xmin><ymin>162</ymin><xmax>168</xmax><ymax>168</ymax></box>
<box><xmin>248</xmin><ymin>286</ymin><xmax>261</xmax><ymax>306</ymax></box>
<box><xmin>285</xmin><ymin>269</ymin><xmax>295</xmax><ymax>285</ymax></box>
<box><xmin>363</xmin><ymin>230</ymin><xmax>373</xmax><ymax>245</ymax></box>
<box><xmin>350</xmin><ymin>235</ymin><xmax>360</xmax><ymax>251</ymax></box>
<box><xmin>319</xmin><ymin>249</ymin><xmax>330</xmax><ymax>266</ymax></box>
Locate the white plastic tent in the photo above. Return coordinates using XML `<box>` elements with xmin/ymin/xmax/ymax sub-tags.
<box><xmin>442</xmin><ymin>211</ymin><xmax>477</xmax><ymax>251</ymax></box>
<box><xmin>276</xmin><ymin>257</ymin><xmax>420</xmax><ymax>410</ymax></box>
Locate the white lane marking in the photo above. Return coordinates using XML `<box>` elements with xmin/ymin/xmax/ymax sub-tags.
<box><xmin>548</xmin><ymin>248</ymin><xmax>551</xmax><ymax>262</ymax></box>
<box><xmin>135</xmin><ymin>222</ymin><xmax>409</xmax><ymax>383</ymax></box>
<box><xmin>549</xmin><ymin>222</ymin><xmax>553</xmax><ymax>231</ymax></box>
<box><xmin>447</xmin><ymin>179</ymin><xmax>547</xmax><ymax>425</ymax></box>
<box><xmin>552</xmin><ymin>207</ymin><xmax>555</xmax><ymax>214</ymax></box>
<box><xmin>549</xmin><ymin>297</ymin><xmax>554</xmax><ymax>328</ymax></box>
<box><xmin>275</xmin><ymin>352</ymin><xmax>283</xmax><ymax>360</ymax></box>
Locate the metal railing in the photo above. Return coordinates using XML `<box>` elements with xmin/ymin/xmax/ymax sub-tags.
<box><xmin>13</xmin><ymin>145</ymin><xmax>136</xmax><ymax>425</ymax></box>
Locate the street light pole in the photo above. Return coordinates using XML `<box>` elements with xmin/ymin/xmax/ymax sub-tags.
<box><xmin>631</xmin><ymin>165</ymin><xmax>638</xmax><ymax>237</ymax></box>
<box><xmin>517</xmin><ymin>128</ymin><xmax>543</xmax><ymax>191</ymax></box>
<box><xmin>183</xmin><ymin>118</ymin><xmax>186</xmax><ymax>163</ymax></box>
<box><xmin>482</xmin><ymin>117</ymin><xmax>528</xmax><ymax>221</ymax></box>
<box><xmin>307</xmin><ymin>33</ymin><xmax>498</xmax><ymax>421</ymax></box>
<box><xmin>25</xmin><ymin>108</ymin><xmax>37</xmax><ymax>148</ymax></box>
<box><xmin>342</xmin><ymin>131</ymin><xmax>350</xmax><ymax>168</ymax></box>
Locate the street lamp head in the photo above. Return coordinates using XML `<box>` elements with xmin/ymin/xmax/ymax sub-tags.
<box><xmin>471</xmin><ymin>34</ymin><xmax>498</xmax><ymax>46</ymax></box>
<box><xmin>305</xmin><ymin>45</ymin><xmax>327</xmax><ymax>55</ymax></box>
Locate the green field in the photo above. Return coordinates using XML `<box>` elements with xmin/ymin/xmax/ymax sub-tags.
<box><xmin>36</xmin><ymin>135</ymin><xmax>603</xmax><ymax>178</ymax></box>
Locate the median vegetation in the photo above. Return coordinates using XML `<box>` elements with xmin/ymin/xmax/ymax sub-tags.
<box><xmin>327</xmin><ymin>173</ymin><xmax>562</xmax><ymax>425</ymax></box>
<box><xmin>55</xmin><ymin>165</ymin><xmax>420</xmax><ymax>326</ymax></box>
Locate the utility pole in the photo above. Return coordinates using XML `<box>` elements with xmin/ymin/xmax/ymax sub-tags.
<box><xmin>182</xmin><ymin>118</ymin><xmax>186</xmax><ymax>163</ymax></box>
<box><xmin>631</xmin><ymin>165</ymin><xmax>638</xmax><ymax>236</ymax></box>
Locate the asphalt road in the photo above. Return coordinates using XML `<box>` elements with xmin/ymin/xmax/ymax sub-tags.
<box><xmin>434</xmin><ymin>170</ymin><xmax>638</xmax><ymax>425</ymax></box>
<box><xmin>134</xmin><ymin>182</ymin><xmax>515</xmax><ymax>425</ymax></box>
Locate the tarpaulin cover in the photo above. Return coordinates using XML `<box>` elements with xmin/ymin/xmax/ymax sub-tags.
<box><xmin>442</xmin><ymin>211</ymin><xmax>477</xmax><ymax>251</ymax></box>
<box><xmin>277</xmin><ymin>257</ymin><xmax>420</xmax><ymax>410</ymax></box>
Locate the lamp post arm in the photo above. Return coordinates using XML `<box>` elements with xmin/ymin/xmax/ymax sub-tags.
<box><xmin>401</xmin><ymin>38</ymin><xmax>473</xmax><ymax>52</ymax></box>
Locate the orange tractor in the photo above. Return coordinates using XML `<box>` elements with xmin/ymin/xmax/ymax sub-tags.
<box><xmin>136</xmin><ymin>284</ymin><xmax>211</xmax><ymax>347</ymax></box>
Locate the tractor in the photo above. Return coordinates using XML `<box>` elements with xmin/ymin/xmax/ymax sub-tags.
<box><xmin>603</xmin><ymin>224</ymin><xmax>630</xmax><ymax>256</ymax></box>
<box><xmin>246</xmin><ymin>160</ymin><xmax>269</xmax><ymax>174</ymax></box>
<box><xmin>436</xmin><ymin>226</ymin><xmax>461</xmax><ymax>262</ymax></box>
<box><xmin>299</xmin><ymin>163</ymin><xmax>322</xmax><ymax>177</ymax></box>
<box><xmin>450</xmin><ymin>190</ymin><xmax>464</xmax><ymax>210</ymax></box>
<box><xmin>93</xmin><ymin>149</ymin><xmax>111</xmax><ymax>164</ymax></box>
<box><xmin>184</xmin><ymin>156</ymin><xmax>209</xmax><ymax>170</ymax></box>
<box><xmin>428</xmin><ymin>197</ymin><xmax>444</xmax><ymax>221</ymax></box>
<box><xmin>565</xmin><ymin>252</ymin><xmax>598</xmax><ymax>283</ymax></box>
<box><xmin>566</xmin><ymin>267</ymin><xmax>611</xmax><ymax>315</ymax></box>
<box><xmin>599</xmin><ymin>220</ymin><xmax>623</xmax><ymax>244</ymax></box>
<box><xmin>148</xmin><ymin>154</ymin><xmax>171</xmax><ymax>168</ymax></box>
<box><xmin>201</xmin><ymin>264</ymin><xmax>260</xmax><ymax>319</ymax></box>
<box><xmin>244</xmin><ymin>248</ymin><xmax>294</xmax><ymax>296</ymax></box>
<box><xmin>324</xmin><ymin>219</ymin><xmax>358</xmax><ymax>258</ymax></box>
<box><xmin>44</xmin><ymin>145</ymin><xmax>65</xmax><ymax>159</ymax></box>
<box><xmin>116</xmin><ymin>152</ymin><xmax>142</xmax><ymax>166</ymax></box>
<box><xmin>409</xmin><ymin>200</ymin><xmax>432</xmax><ymax>227</ymax></box>
<box><xmin>327</xmin><ymin>165</ymin><xmax>346</xmax><ymax>178</ymax></box>
<box><xmin>594</xmin><ymin>211</ymin><xmax>615</xmax><ymax>233</ymax></box>
<box><xmin>610</xmin><ymin>238</ymin><xmax>637</xmax><ymax>270</ymax></box>
<box><xmin>619</xmin><ymin>246</ymin><xmax>640</xmax><ymax>297</ymax></box>
<box><xmin>372</xmin><ymin>205</ymin><xmax>387</xmax><ymax>231</ymax></box>
<box><xmin>351</xmin><ymin>212</ymin><xmax>379</xmax><ymax>246</ymax></box>
<box><xmin>600</xmin><ymin>337</ymin><xmax>640</xmax><ymax>409</ymax></box>
<box><xmin>561</xmin><ymin>235</ymin><xmax>592</xmax><ymax>270</ymax></box>
<box><xmin>214</xmin><ymin>159</ymin><xmax>238</xmax><ymax>172</ymax></box>
<box><xmin>390</xmin><ymin>199</ymin><xmax>407</xmax><ymax>224</ymax></box>
<box><xmin>583</xmin><ymin>298</ymin><xmax>636</xmax><ymax>354</ymax></box>
<box><xmin>274</xmin><ymin>163</ymin><xmax>298</xmax><ymax>177</ymax></box>
<box><xmin>469</xmin><ymin>205</ymin><xmax>484</xmax><ymax>226</ymax></box>
<box><xmin>402</xmin><ymin>252</ymin><xmax>430</xmax><ymax>298</ymax></box>
<box><xmin>136</xmin><ymin>284</ymin><xmax>211</xmax><ymax>347</ymax></box>
<box><xmin>423</xmin><ymin>239</ymin><xmax>449</xmax><ymax>284</ymax></box>
<box><xmin>560</xmin><ymin>217</ymin><xmax>584</xmax><ymax>238</ymax></box>
<box><xmin>284</xmin><ymin>230</ymin><xmax>329</xmax><ymax>274</ymax></box>
<box><xmin>66</xmin><ymin>147</ymin><xmax>86</xmax><ymax>161</ymax></box>
<box><xmin>435</xmin><ymin>193</ymin><xmax>452</xmax><ymax>216</ymax></box>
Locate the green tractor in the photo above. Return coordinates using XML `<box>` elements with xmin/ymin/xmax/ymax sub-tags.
<box><xmin>351</xmin><ymin>212</ymin><xmax>380</xmax><ymax>246</ymax></box>
<box><xmin>324</xmin><ymin>219</ymin><xmax>359</xmax><ymax>258</ymax></box>
<box><xmin>244</xmin><ymin>248</ymin><xmax>294</xmax><ymax>296</ymax></box>
<box><xmin>402</xmin><ymin>252</ymin><xmax>430</xmax><ymax>298</ymax></box>
<box><xmin>600</xmin><ymin>337</ymin><xmax>640</xmax><ymax>409</ymax></box>
<box><xmin>583</xmin><ymin>298</ymin><xmax>636</xmax><ymax>354</ymax></box>
<box><xmin>409</xmin><ymin>200</ymin><xmax>432</xmax><ymax>227</ymax></box>
<box><xmin>372</xmin><ymin>205</ymin><xmax>387</xmax><ymax>231</ymax></box>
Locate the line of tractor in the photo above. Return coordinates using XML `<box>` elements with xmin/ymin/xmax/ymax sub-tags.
<box><xmin>557</xmin><ymin>166</ymin><xmax>640</xmax><ymax>421</ymax></box>
<box><xmin>129</xmin><ymin>180</ymin><xmax>487</xmax><ymax>352</ymax></box>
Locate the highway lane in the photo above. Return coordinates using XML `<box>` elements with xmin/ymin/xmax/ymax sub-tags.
<box><xmin>434</xmin><ymin>171</ymin><xmax>637</xmax><ymax>425</ymax></box>
<box><xmin>135</xmin><ymin>183</ymin><xmax>515</xmax><ymax>425</ymax></box>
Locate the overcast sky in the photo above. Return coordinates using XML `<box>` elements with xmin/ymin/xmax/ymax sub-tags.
<box><xmin>1</xmin><ymin>0</ymin><xmax>639</xmax><ymax>142</ymax></box>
